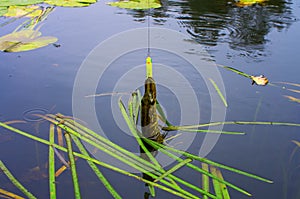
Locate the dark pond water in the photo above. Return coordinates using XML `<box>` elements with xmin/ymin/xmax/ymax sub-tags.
<box><xmin>1</xmin><ymin>0</ymin><xmax>300</xmax><ymax>198</ymax></box>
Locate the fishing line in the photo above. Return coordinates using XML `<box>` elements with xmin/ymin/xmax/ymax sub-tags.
<box><xmin>147</xmin><ymin>0</ymin><xmax>151</xmax><ymax>56</ymax></box>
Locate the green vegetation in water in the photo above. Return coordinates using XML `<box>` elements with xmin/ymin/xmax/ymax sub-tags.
<box><xmin>0</xmin><ymin>0</ymin><xmax>43</xmax><ymax>7</ymax></box>
<box><xmin>0</xmin><ymin>28</ymin><xmax>58</xmax><ymax>52</ymax></box>
<box><xmin>2</xmin><ymin>5</ymin><xmax>43</xmax><ymax>18</ymax></box>
<box><xmin>209</xmin><ymin>78</ymin><xmax>228</xmax><ymax>107</ymax></box>
<box><xmin>44</xmin><ymin>0</ymin><xmax>97</xmax><ymax>7</ymax></box>
<box><xmin>3</xmin><ymin>104</ymin><xmax>292</xmax><ymax>198</ymax></box>
<box><xmin>217</xmin><ymin>64</ymin><xmax>269</xmax><ymax>86</ymax></box>
<box><xmin>0</xmin><ymin>6</ymin><xmax>8</xmax><ymax>16</ymax></box>
<box><xmin>107</xmin><ymin>0</ymin><xmax>161</xmax><ymax>10</ymax></box>
<box><xmin>0</xmin><ymin>7</ymin><xmax>57</xmax><ymax>52</ymax></box>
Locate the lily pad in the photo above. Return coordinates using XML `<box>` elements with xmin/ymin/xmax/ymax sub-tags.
<box><xmin>235</xmin><ymin>0</ymin><xmax>267</xmax><ymax>7</ymax></box>
<box><xmin>0</xmin><ymin>7</ymin><xmax>8</xmax><ymax>16</ymax></box>
<box><xmin>3</xmin><ymin>5</ymin><xmax>43</xmax><ymax>18</ymax></box>
<box><xmin>0</xmin><ymin>29</ymin><xmax>58</xmax><ymax>52</ymax></box>
<box><xmin>44</xmin><ymin>0</ymin><xmax>97</xmax><ymax>7</ymax></box>
<box><xmin>107</xmin><ymin>0</ymin><xmax>161</xmax><ymax>10</ymax></box>
<box><xmin>0</xmin><ymin>0</ymin><xmax>43</xmax><ymax>7</ymax></box>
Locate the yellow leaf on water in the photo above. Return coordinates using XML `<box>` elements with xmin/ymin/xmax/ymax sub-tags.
<box><xmin>4</xmin><ymin>5</ymin><xmax>42</xmax><ymax>18</ymax></box>
<box><xmin>284</xmin><ymin>95</ymin><xmax>300</xmax><ymax>104</ymax></box>
<box><xmin>292</xmin><ymin>140</ymin><xmax>300</xmax><ymax>147</ymax></box>
<box><xmin>0</xmin><ymin>188</ymin><xmax>25</xmax><ymax>199</ymax></box>
<box><xmin>287</xmin><ymin>89</ymin><xmax>300</xmax><ymax>94</ymax></box>
<box><xmin>236</xmin><ymin>0</ymin><xmax>267</xmax><ymax>7</ymax></box>
<box><xmin>251</xmin><ymin>75</ymin><xmax>269</xmax><ymax>86</ymax></box>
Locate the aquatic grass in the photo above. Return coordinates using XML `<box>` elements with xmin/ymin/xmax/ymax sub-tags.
<box><xmin>153</xmin><ymin>158</ymin><xmax>193</xmax><ymax>183</ymax></box>
<box><xmin>209</xmin><ymin>78</ymin><xmax>228</xmax><ymax>107</ymax></box>
<box><xmin>201</xmin><ymin>163</ymin><xmax>209</xmax><ymax>199</ymax></box>
<box><xmin>0</xmin><ymin>161</ymin><xmax>37</xmax><ymax>199</ymax></box>
<box><xmin>210</xmin><ymin>166</ymin><xmax>230</xmax><ymax>199</ymax></box>
<box><xmin>70</xmin><ymin>134</ymin><xmax>122</xmax><ymax>199</ymax></box>
<box><xmin>151</xmin><ymin>140</ymin><xmax>273</xmax><ymax>183</ymax></box>
<box><xmin>48</xmin><ymin>124</ymin><xmax>56</xmax><ymax>199</ymax></box>
<box><xmin>41</xmin><ymin>116</ymin><xmax>206</xmax><ymax>198</ymax></box>
<box><xmin>165</xmin><ymin>127</ymin><xmax>245</xmax><ymax>135</ymax></box>
<box><xmin>122</xmin><ymin>96</ymin><xmax>229</xmax><ymax>198</ymax></box>
<box><xmin>141</xmin><ymin>137</ymin><xmax>253</xmax><ymax>196</ymax></box>
<box><xmin>217</xmin><ymin>64</ymin><xmax>251</xmax><ymax>78</ymax></box>
<box><xmin>0</xmin><ymin>122</ymin><xmax>172</xmax><ymax>197</ymax></box>
<box><xmin>0</xmin><ymin>121</ymin><xmax>197</xmax><ymax>198</ymax></box>
<box><xmin>163</xmin><ymin>121</ymin><xmax>300</xmax><ymax>130</ymax></box>
<box><xmin>64</xmin><ymin>132</ymin><xmax>81</xmax><ymax>199</ymax></box>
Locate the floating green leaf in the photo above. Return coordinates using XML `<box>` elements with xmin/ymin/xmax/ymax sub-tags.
<box><xmin>107</xmin><ymin>0</ymin><xmax>161</xmax><ymax>10</ymax></box>
<box><xmin>45</xmin><ymin>0</ymin><xmax>97</xmax><ymax>7</ymax></box>
<box><xmin>3</xmin><ymin>5</ymin><xmax>42</xmax><ymax>18</ymax></box>
<box><xmin>0</xmin><ymin>29</ymin><xmax>57</xmax><ymax>52</ymax></box>
<box><xmin>0</xmin><ymin>6</ymin><xmax>8</xmax><ymax>16</ymax></box>
<box><xmin>0</xmin><ymin>0</ymin><xmax>43</xmax><ymax>7</ymax></box>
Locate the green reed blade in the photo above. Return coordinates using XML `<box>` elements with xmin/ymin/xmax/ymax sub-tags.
<box><xmin>49</xmin><ymin>124</ymin><xmax>56</xmax><ymax>199</ymax></box>
<box><xmin>64</xmin><ymin>133</ymin><xmax>81</xmax><ymax>199</ymax></box>
<box><xmin>165</xmin><ymin>127</ymin><xmax>244</xmax><ymax>135</ymax></box>
<box><xmin>120</xmin><ymin>99</ymin><xmax>160</xmax><ymax>167</ymax></box>
<box><xmin>120</xmin><ymin>98</ymin><xmax>181</xmax><ymax>189</ymax></box>
<box><xmin>156</xmin><ymin>100</ymin><xmax>172</xmax><ymax>127</ymax></box>
<box><xmin>0</xmin><ymin>161</ymin><xmax>37</xmax><ymax>199</ymax></box>
<box><xmin>154</xmin><ymin>158</ymin><xmax>192</xmax><ymax>183</ymax></box>
<box><xmin>71</xmin><ymin>135</ymin><xmax>122</xmax><ymax>199</ymax></box>
<box><xmin>144</xmin><ymin>138</ymin><xmax>251</xmax><ymax>196</ymax></box>
<box><xmin>218</xmin><ymin>65</ymin><xmax>251</xmax><ymax>78</ymax></box>
<box><xmin>42</xmin><ymin>115</ymin><xmax>158</xmax><ymax>174</ymax></box>
<box><xmin>202</xmin><ymin>163</ymin><xmax>209</xmax><ymax>199</ymax></box>
<box><xmin>48</xmin><ymin>114</ymin><xmax>159</xmax><ymax>173</ymax></box>
<box><xmin>163</xmin><ymin>121</ymin><xmax>300</xmax><ymax>130</ymax></box>
<box><xmin>115</xmin><ymin>102</ymin><xmax>211</xmax><ymax>198</ymax></box>
<box><xmin>214</xmin><ymin>167</ymin><xmax>230</xmax><ymax>199</ymax></box>
<box><xmin>209</xmin><ymin>78</ymin><xmax>228</xmax><ymax>107</ymax></box>
<box><xmin>148</xmin><ymin>140</ymin><xmax>273</xmax><ymax>184</ymax></box>
<box><xmin>148</xmin><ymin>184</ymin><xmax>156</xmax><ymax>197</ymax></box>
<box><xmin>210</xmin><ymin>166</ymin><xmax>223</xmax><ymax>198</ymax></box>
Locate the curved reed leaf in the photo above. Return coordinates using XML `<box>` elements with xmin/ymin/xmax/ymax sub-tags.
<box><xmin>209</xmin><ymin>78</ymin><xmax>228</xmax><ymax>107</ymax></box>
<box><xmin>144</xmin><ymin>138</ymin><xmax>252</xmax><ymax>196</ymax></box>
<box><xmin>71</xmin><ymin>135</ymin><xmax>122</xmax><ymax>199</ymax></box>
<box><xmin>163</xmin><ymin>121</ymin><xmax>300</xmax><ymax>130</ymax></box>
<box><xmin>154</xmin><ymin>158</ymin><xmax>192</xmax><ymax>183</ymax></box>
<box><xmin>201</xmin><ymin>163</ymin><xmax>209</xmax><ymax>199</ymax></box>
<box><xmin>150</xmin><ymin>140</ymin><xmax>273</xmax><ymax>184</ymax></box>
<box><xmin>0</xmin><ymin>161</ymin><xmax>37</xmax><ymax>199</ymax></box>
<box><xmin>0</xmin><ymin>122</ymin><xmax>193</xmax><ymax>198</ymax></box>
<box><xmin>64</xmin><ymin>133</ymin><xmax>81</xmax><ymax>199</ymax></box>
